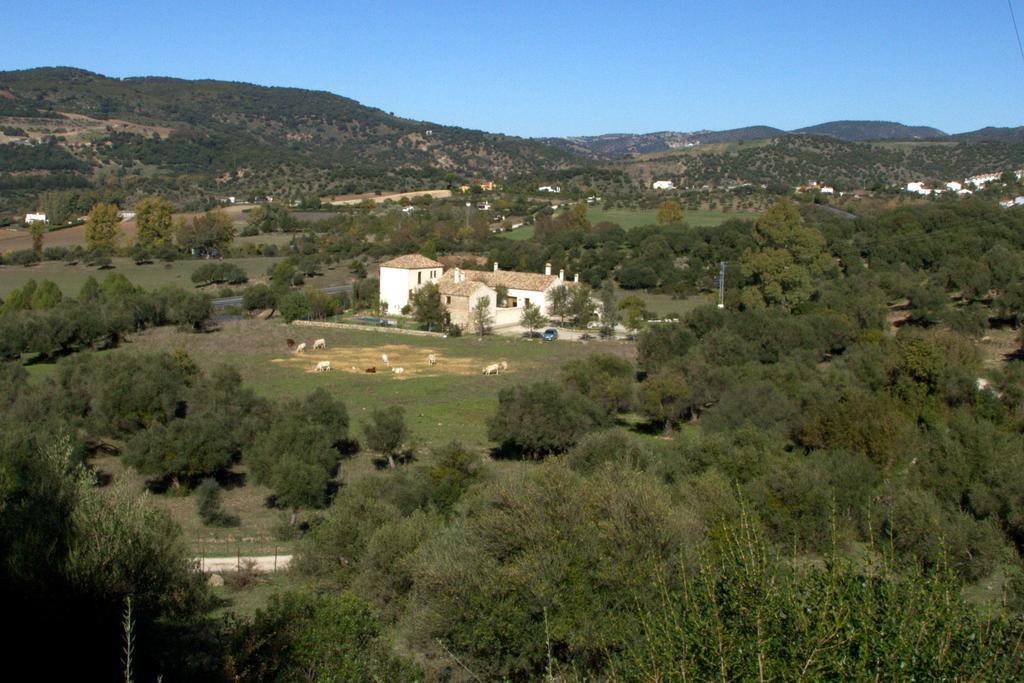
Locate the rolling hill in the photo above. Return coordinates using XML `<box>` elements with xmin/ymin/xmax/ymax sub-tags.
<box><xmin>0</xmin><ymin>67</ymin><xmax>581</xmax><ymax>211</ymax></box>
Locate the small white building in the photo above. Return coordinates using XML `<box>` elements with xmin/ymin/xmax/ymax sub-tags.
<box><xmin>966</xmin><ymin>173</ymin><xmax>1000</xmax><ymax>188</ymax></box>
<box><xmin>945</xmin><ymin>181</ymin><xmax>962</xmax><ymax>192</ymax></box>
<box><xmin>819</xmin><ymin>186</ymin><xmax>835</xmax><ymax>195</ymax></box>
<box><xmin>24</xmin><ymin>213</ymin><xmax>47</xmax><ymax>224</ymax></box>
<box><xmin>652</xmin><ymin>180</ymin><xmax>675</xmax><ymax>190</ymax></box>
<box><xmin>538</xmin><ymin>185</ymin><xmax>561</xmax><ymax>193</ymax></box>
<box><xmin>905</xmin><ymin>181</ymin><xmax>932</xmax><ymax>195</ymax></box>
<box><xmin>378</xmin><ymin>254</ymin><xmax>444</xmax><ymax>315</ymax></box>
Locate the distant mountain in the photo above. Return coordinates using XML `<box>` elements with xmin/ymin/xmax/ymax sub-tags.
<box><xmin>613</xmin><ymin>134</ymin><xmax>1024</xmax><ymax>190</ymax></box>
<box><xmin>0</xmin><ymin>67</ymin><xmax>580</xmax><ymax>207</ymax></box>
<box><xmin>951</xmin><ymin>126</ymin><xmax>1024</xmax><ymax>142</ymax></box>
<box><xmin>543</xmin><ymin>120</ymin><xmax>960</xmax><ymax>159</ymax></box>
<box><xmin>537</xmin><ymin>126</ymin><xmax>783</xmax><ymax>159</ymax></box>
<box><xmin>790</xmin><ymin>120</ymin><xmax>947</xmax><ymax>141</ymax></box>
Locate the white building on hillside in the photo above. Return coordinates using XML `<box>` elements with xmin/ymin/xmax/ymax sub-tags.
<box><xmin>24</xmin><ymin>213</ymin><xmax>47</xmax><ymax>224</ymax></box>
<box><xmin>378</xmin><ymin>254</ymin><xmax>444</xmax><ymax>315</ymax></box>
<box><xmin>538</xmin><ymin>185</ymin><xmax>561</xmax><ymax>193</ymax></box>
<box><xmin>906</xmin><ymin>181</ymin><xmax>932</xmax><ymax>195</ymax></box>
<box><xmin>946</xmin><ymin>181</ymin><xmax>962</xmax><ymax>192</ymax></box>
<box><xmin>652</xmin><ymin>180</ymin><xmax>675</xmax><ymax>190</ymax></box>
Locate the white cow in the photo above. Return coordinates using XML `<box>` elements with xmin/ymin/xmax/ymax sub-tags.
<box><xmin>427</xmin><ymin>353</ymin><xmax>437</xmax><ymax>366</ymax></box>
<box><xmin>295</xmin><ymin>342</ymin><xmax>307</xmax><ymax>353</ymax></box>
<box><xmin>382</xmin><ymin>353</ymin><xmax>390</xmax><ymax>366</ymax></box>
<box><xmin>482</xmin><ymin>363</ymin><xmax>500</xmax><ymax>375</ymax></box>
<box><xmin>315</xmin><ymin>361</ymin><xmax>332</xmax><ymax>372</ymax></box>
<box><xmin>392</xmin><ymin>367</ymin><xmax>405</xmax><ymax>374</ymax></box>
<box><xmin>313</xmin><ymin>338</ymin><xmax>327</xmax><ymax>350</ymax></box>
<box><xmin>499</xmin><ymin>360</ymin><xmax>508</xmax><ymax>372</ymax></box>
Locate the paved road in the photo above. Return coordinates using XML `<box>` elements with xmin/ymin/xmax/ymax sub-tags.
<box><xmin>195</xmin><ymin>555</ymin><xmax>292</xmax><ymax>573</ymax></box>
<box><xmin>212</xmin><ymin>283</ymin><xmax>352</xmax><ymax>308</ymax></box>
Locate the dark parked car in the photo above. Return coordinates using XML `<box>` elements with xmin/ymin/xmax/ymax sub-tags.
<box><xmin>542</xmin><ymin>328</ymin><xmax>558</xmax><ymax>341</ymax></box>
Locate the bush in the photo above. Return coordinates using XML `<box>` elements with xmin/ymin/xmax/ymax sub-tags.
<box><xmin>194</xmin><ymin>478</ymin><xmax>237</xmax><ymax>527</ymax></box>
<box><xmin>487</xmin><ymin>381</ymin><xmax>607</xmax><ymax>458</ymax></box>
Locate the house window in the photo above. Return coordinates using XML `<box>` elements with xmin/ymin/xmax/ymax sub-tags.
<box><xmin>445</xmin><ymin>296</ymin><xmax>452</xmax><ymax>304</ymax></box>
<box><xmin>418</xmin><ymin>272</ymin><xmax>422</xmax><ymax>285</ymax></box>
<box><xmin>506</xmin><ymin>295</ymin><xmax>518</xmax><ymax>308</ymax></box>
<box><xmin>525</xmin><ymin>298</ymin><xmax>531</xmax><ymax>307</ymax></box>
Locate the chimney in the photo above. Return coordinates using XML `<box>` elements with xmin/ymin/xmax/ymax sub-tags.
<box><xmin>559</xmin><ymin>268</ymin><xmax>565</xmax><ymax>282</ymax></box>
<box><xmin>574</xmin><ymin>273</ymin><xmax>579</xmax><ymax>283</ymax></box>
<box><xmin>454</xmin><ymin>267</ymin><xmax>462</xmax><ymax>283</ymax></box>
<box><xmin>493</xmin><ymin>261</ymin><xmax>499</xmax><ymax>272</ymax></box>
<box><xmin>545</xmin><ymin>262</ymin><xmax>552</xmax><ymax>276</ymax></box>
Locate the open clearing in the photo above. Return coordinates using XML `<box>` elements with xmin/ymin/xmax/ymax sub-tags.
<box><xmin>0</xmin><ymin>256</ymin><xmax>286</xmax><ymax>298</ymax></box>
<box><xmin>275</xmin><ymin>343</ymin><xmax>496</xmax><ymax>378</ymax></box>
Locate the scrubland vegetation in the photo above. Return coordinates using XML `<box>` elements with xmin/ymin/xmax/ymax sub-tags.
<box><xmin>4</xmin><ymin>190</ymin><xmax>1024</xmax><ymax>679</ymax></box>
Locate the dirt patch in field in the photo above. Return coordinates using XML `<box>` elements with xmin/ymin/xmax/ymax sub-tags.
<box><xmin>271</xmin><ymin>343</ymin><xmax>512</xmax><ymax>379</ymax></box>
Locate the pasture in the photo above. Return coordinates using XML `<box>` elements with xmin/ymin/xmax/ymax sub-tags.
<box><xmin>68</xmin><ymin>319</ymin><xmax>634</xmax><ymax>558</ymax></box>
<box><xmin>0</xmin><ymin>256</ymin><xmax>285</xmax><ymax>298</ymax></box>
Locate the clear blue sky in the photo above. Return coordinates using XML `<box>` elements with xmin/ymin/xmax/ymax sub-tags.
<box><xmin>2</xmin><ymin>1</ymin><xmax>1022</xmax><ymax>137</ymax></box>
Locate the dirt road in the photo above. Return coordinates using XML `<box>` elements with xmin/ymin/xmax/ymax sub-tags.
<box><xmin>194</xmin><ymin>554</ymin><xmax>292</xmax><ymax>573</ymax></box>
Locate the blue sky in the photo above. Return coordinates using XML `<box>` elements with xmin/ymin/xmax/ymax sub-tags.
<box><xmin>1</xmin><ymin>1</ymin><xmax>1022</xmax><ymax>137</ymax></box>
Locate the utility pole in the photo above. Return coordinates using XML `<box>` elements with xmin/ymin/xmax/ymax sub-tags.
<box><xmin>717</xmin><ymin>261</ymin><xmax>726</xmax><ymax>309</ymax></box>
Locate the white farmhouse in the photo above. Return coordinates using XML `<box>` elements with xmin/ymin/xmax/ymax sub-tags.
<box><xmin>819</xmin><ymin>186</ymin><xmax>835</xmax><ymax>195</ymax></box>
<box><xmin>966</xmin><ymin>173</ymin><xmax>1000</xmax><ymax>188</ymax></box>
<box><xmin>380</xmin><ymin>255</ymin><xmax>580</xmax><ymax>330</ymax></box>
<box><xmin>378</xmin><ymin>254</ymin><xmax>444</xmax><ymax>315</ymax></box>
<box><xmin>24</xmin><ymin>213</ymin><xmax>47</xmax><ymax>224</ymax></box>
<box><xmin>538</xmin><ymin>185</ymin><xmax>561</xmax><ymax>193</ymax></box>
<box><xmin>945</xmin><ymin>181</ymin><xmax>962</xmax><ymax>192</ymax></box>
<box><xmin>652</xmin><ymin>180</ymin><xmax>675</xmax><ymax>190</ymax></box>
<box><xmin>905</xmin><ymin>182</ymin><xmax>931</xmax><ymax>195</ymax></box>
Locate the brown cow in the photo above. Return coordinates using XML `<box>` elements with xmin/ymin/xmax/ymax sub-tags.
<box><xmin>365</xmin><ymin>366</ymin><xmax>377</xmax><ymax>373</ymax></box>
<box><xmin>286</xmin><ymin>338</ymin><xmax>296</xmax><ymax>348</ymax></box>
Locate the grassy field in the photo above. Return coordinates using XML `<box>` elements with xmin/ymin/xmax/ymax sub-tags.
<box><xmin>0</xmin><ymin>256</ymin><xmax>285</xmax><ymax>298</ymax></box>
<box><xmin>497</xmin><ymin>224</ymin><xmax>535</xmax><ymax>240</ymax></box>
<box><xmin>620</xmin><ymin>289</ymin><xmax>715</xmax><ymax>317</ymax></box>
<box><xmin>55</xmin><ymin>319</ymin><xmax>636</xmax><ymax>559</ymax></box>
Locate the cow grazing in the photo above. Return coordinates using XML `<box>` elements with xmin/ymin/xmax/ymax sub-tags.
<box><xmin>427</xmin><ymin>353</ymin><xmax>437</xmax><ymax>366</ymax></box>
<box><xmin>382</xmin><ymin>353</ymin><xmax>390</xmax><ymax>366</ymax></box>
<box><xmin>313</xmin><ymin>338</ymin><xmax>327</xmax><ymax>350</ymax></box>
<box><xmin>365</xmin><ymin>366</ymin><xmax>377</xmax><ymax>373</ymax></box>
<box><xmin>499</xmin><ymin>360</ymin><xmax>508</xmax><ymax>372</ymax></box>
<box><xmin>295</xmin><ymin>342</ymin><xmax>307</xmax><ymax>353</ymax></box>
<box><xmin>482</xmin><ymin>363</ymin><xmax>500</xmax><ymax>375</ymax></box>
<box><xmin>286</xmin><ymin>338</ymin><xmax>296</xmax><ymax>349</ymax></box>
<box><xmin>315</xmin><ymin>361</ymin><xmax>332</xmax><ymax>372</ymax></box>
<box><xmin>392</xmin><ymin>367</ymin><xmax>405</xmax><ymax>374</ymax></box>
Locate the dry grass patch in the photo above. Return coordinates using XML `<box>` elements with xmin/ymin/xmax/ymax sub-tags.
<box><xmin>272</xmin><ymin>343</ymin><xmax>510</xmax><ymax>378</ymax></box>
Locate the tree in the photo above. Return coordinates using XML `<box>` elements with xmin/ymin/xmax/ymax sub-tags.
<box><xmin>241</xmin><ymin>284</ymin><xmax>275</xmax><ymax>312</ymax></box>
<box><xmin>134</xmin><ymin>197</ymin><xmax>175</xmax><ymax>249</ymax></box>
<box><xmin>175</xmin><ymin>209</ymin><xmax>234</xmax><ymax>255</ymax></box>
<box><xmin>278</xmin><ymin>291</ymin><xmax>312</xmax><ymax>322</ymax></box>
<box><xmin>487</xmin><ymin>381</ymin><xmax>606</xmax><ymax>457</ymax></box>
<box><xmin>194</xmin><ymin>478</ymin><xmax>236</xmax><ymax>527</ymax></box>
<box><xmin>562</xmin><ymin>354</ymin><xmax>634</xmax><ymax>416</ymax></box>
<box><xmin>411</xmin><ymin>282</ymin><xmax>444</xmax><ymax>330</ymax></box>
<box><xmin>165</xmin><ymin>290</ymin><xmax>213</xmax><ymax>332</ymax></box>
<box><xmin>247</xmin><ymin>203</ymin><xmax>297</xmax><ymax>234</ymax></box>
<box><xmin>638</xmin><ymin>368</ymin><xmax>690</xmax><ymax>429</ymax></box>
<box><xmin>599</xmin><ymin>281</ymin><xmax>620</xmax><ymax>336</ymax></box>
<box><xmin>364</xmin><ymin>406</ymin><xmax>408</xmax><ymax>469</ymax></box>
<box><xmin>30</xmin><ymin>279</ymin><xmax>62</xmax><ymax>310</ymax></box>
<box><xmin>520</xmin><ymin>303</ymin><xmax>548</xmax><ymax>335</ymax></box>
<box><xmin>29</xmin><ymin>221</ymin><xmax>45</xmax><ymax>257</ymax></box>
<box><xmin>656</xmin><ymin>199</ymin><xmax>684</xmax><ymax>225</ymax></box>
<box><xmin>619</xmin><ymin>294</ymin><xmax>648</xmax><ymax>336</ymax></box>
<box><xmin>546</xmin><ymin>284</ymin><xmax>571</xmax><ymax>324</ymax></box>
<box><xmin>569</xmin><ymin>284</ymin><xmax>597</xmax><ymax>328</ymax></box>
<box><xmin>472</xmin><ymin>295</ymin><xmax>493</xmax><ymax>337</ymax></box>
<box><xmin>84</xmin><ymin>203</ymin><xmax>121</xmax><ymax>252</ymax></box>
